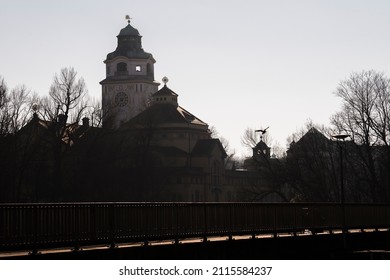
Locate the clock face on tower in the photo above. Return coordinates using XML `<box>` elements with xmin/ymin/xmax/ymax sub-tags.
<box><xmin>114</xmin><ymin>92</ymin><xmax>129</xmax><ymax>107</ymax></box>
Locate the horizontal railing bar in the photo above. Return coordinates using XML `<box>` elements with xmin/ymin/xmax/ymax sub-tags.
<box><xmin>1</xmin><ymin>202</ymin><xmax>390</xmax><ymax>252</ymax></box>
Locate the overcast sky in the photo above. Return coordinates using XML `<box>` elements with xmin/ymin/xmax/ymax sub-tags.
<box><xmin>1</xmin><ymin>0</ymin><xmax>390</xmax><ymax>157</ymax></box>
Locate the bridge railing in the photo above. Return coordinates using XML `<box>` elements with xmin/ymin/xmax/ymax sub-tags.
<box><xmin>1</xmin><ymin>202</ymin><xmax>390</xmax><ymax>251</ymax></box>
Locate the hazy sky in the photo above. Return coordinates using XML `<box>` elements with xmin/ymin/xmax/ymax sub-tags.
<box><xmin>1</xmin><ymin>0</ymin><xmax>390</xmax><ymax>157</ymax></box>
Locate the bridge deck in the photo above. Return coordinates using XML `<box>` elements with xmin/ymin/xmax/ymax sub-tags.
<box><xmin>1</xmin><ymin>202</ymin><xmax>390</xmax><ymax>256</ymax></box>
<box><xmin>2</xmin><ymin>228</ymin><xmax>390</xmax><ymax>259</ymax></box>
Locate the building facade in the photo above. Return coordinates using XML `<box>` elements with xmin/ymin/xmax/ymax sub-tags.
<box><xmin>1</xmin><ymin>19</ymin><xmax>286</xmax><ymax>203</ymax></box>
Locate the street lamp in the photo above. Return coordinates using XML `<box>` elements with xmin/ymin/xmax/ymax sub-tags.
<box><xmin>332</xmin><ymin>134</ymin><xmax>350</xmax><ymax>248</ymax></box>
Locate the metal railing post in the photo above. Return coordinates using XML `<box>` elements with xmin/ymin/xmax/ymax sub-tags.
<box><xmin>109</xmin><ymin>203</ymin><xmax>116</xmax><ymax>249</ymax></box>
<box><xmin>203</xmin><ymin>203</ymin><xmax>208</xmax><ymax>242</ymax></box>
<box><xmin>29</xmin><ymin>204</ymin><xmax>40</xmax><ymax>255</ymax></box>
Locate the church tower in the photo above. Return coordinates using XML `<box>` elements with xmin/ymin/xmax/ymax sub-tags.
<box><xmin>100</xmin><ymin>17</ymin><xmax>160</xmax><ymax>129</ymax></box>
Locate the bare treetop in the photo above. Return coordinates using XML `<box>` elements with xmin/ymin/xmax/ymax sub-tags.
<box><xmin>48</xmin><ymin>67</ymin><xmax>87</xmax><ymax>123</ymax></box>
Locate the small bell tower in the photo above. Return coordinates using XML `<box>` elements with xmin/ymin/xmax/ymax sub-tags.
<box><xmin>100</xmin><ymin>16</ymin><xmax>160</xmax><ymax>129</ymax></box>
<box><xmin>253</xmin><ymin>127</ymin><xmax>271</xmax><ymax>160</ymax></box>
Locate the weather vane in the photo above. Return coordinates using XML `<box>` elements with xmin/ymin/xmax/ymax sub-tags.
<box><xmin>255</xmin><ymin>126</ymin><xmax>269</xmax><ymax>140</ymax></box>
<box><xmin>162</xmin><ymin>76</ymin><xmax>169</xmax><ymax>86</ymax></box>
<box><xmin>125</xmin><ymin>15</ymin><xmax>131</xmax><ymax>24</ymax></box>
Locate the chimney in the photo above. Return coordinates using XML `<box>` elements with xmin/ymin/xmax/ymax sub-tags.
<box><xmin>82</xmin><ymin>117</ymin><xmax>90</xmax><ymax>127</ymax></box>
<box><xmin>58</xmin><ymin>114</ymin><xmax>67</xmax><ymax>125</ymax></box>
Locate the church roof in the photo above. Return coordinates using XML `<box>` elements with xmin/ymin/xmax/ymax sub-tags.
<box><xmin>117</xmin><ymin>23</ymin><xmax>141</xmax><ymax>37</ymax></box>
<box><xmin>121</xmin><ymin>85</ymin><xmax>207</xmax><ymax>129</ymax></box>
<box><xmin>150</xmin><ymin>145</ymin><xmax>189</xmax><ymax>157</ymax></box>
<box><xmin>152</xmin><ymin>85</ymin><xmax>179</xmax><ymax>106</ymax></box>
<box><xmin>153</xmin><ymin>85</ymin><xmax>178</xmax><ymax>97</ymax></box>
<box><xmin>120</xmin><ymin>103</ymin><xmax>208</xmax><ymax>129</ymax></box>
<box><xmin>254</xmin><ymin>140</ymin><xmax>270</xmax><ymax>150</ymax></box>
<box><xmin>287</xmin><ymin>127</ymin><xmax>332</xmax><ymax>155</ymax></box>
<box><xmin>106</xmin><ymin>49</ymin><xmax>153</xmax><ymax>61</ymax></box>
<box><xmin>18</xmin><ymin>114</ymin><xmax>102</xmax><ymax>147</ymax></box>
<box><xmin>294</xmin><ymin>127</ymin><xmax>331</xmax><ymax>146</ymax></box>
<box><xmin>105</xmin><ymin>22</ymin><xmax>154</xmax><ymax>61</ymax></box>
<box><xmin>191</xmin><ymin>139</ymin><xmax>227</xmax><ymax>158</ymax></box>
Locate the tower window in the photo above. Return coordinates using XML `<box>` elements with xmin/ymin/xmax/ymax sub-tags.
<box><xmin>136</xmin><ymin>65</ymin><xmax>142</xmax><ymax>72</ymax></box>
<box><xmin>117</xmin><ymin>62</ymin><xmax>127</xmax><ymax>72</ymax></box>
<box><xmin>116</xmin><ymin>62</ymin><xmax>127</xmax><ymax>76</ymax></box>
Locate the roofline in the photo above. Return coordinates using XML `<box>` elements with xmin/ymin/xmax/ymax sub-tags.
<box><xmin>177</xmin><ymin>106</ymin><xmax>208</xmax><ymax>126</ymax></box>
<box><xmin>103</xmin><ymin>55</ymin><xmax>156</xmax><ymax>64</ymax></box>
<box><xmin>117</xmin><ymin>33</ymin><xmax>142</xmax><ymax>38</ymax></box>
<box><xmin>121</xmin><ymin>122</ymin><xmax>209</xmax><ymax>132</ymax></box>
<box><xmin>100</xmin><ymin>79</ymin><xmax>160</xmax><ymax>86</ymax></box>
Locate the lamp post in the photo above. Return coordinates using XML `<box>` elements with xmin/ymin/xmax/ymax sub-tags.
<box><xmin>332</xmin><ymin>134</ymin><xmax>350</xmax><ymax>248</ymax></box>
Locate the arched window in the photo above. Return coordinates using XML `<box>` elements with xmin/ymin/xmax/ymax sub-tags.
<box><xmin>116</xmin><ymin>62</ymin><xmax>127</xmax><ymax>75</ymax></box>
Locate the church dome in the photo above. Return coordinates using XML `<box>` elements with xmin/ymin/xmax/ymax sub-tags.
<box><xmin>117</xmin><ymin>23</ymin><xmax>140</xmax><ymax>37</ymax></box>
<box><xmin>152</xmin><ymin>85</ymin><xmax>178</xmax><ymax>106</ymax></box>
<box><xmin>104</xmin><ymin>21</ymin><xmax>151</xmax><ymax>61</ymax></box>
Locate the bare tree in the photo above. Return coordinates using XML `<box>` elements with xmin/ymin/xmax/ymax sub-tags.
<box><xmin>0</xmin><ymin>77</ymin><xmax>44</xmax><ymax>201</ymax></box>
<box><xmin>37</xmin><ymin>67</ymin><xmax>90</xmax><ymax>150</ymax></box>
<box><xmin>86</xmin><ymin>97</ymin><xmax>103</xmax><ymax>127</ymax></box>
<box><xmin>371</xmin><ymin>74</ymin><xmax>390</xmax><ymax>146</ymax></box>
<box><xmin>41</xmin><ymin>67</ymin><xmax>103</xmax><ymax>129</ymax></box>
<box><xmin>0</xmin><ymin>76</ymin><xmax>10</xmax><ymax>136</ymax></box>
<box><xmin>37</xmin><ymin>95</ymin><xmax>58</xmax><ymax>121</ymax></box>
<box><xmin>331</xmin><ymin>70</ymin><xmax>387</xmax><ymax>145</ymax></box>
<box><xmin>8</xmin><ymin>85</ymin><xmax>37</xmax><ymax>132</ymax></box>
<box><xmin>47</xmin><ymin>67</ymin><xmax>88</xmax><ymax>123</ymax></box>
<box><xmin>241</xmin><ymin>127</ymin><xmax>258</xmax><ymax>151</ymax></box>
<box><xmin>0</xmin><ymin>76</ymin><xmax>6</xmax><ymax>106</ymax></box>
<box><xmin>31</xmin><ymin>67</ymin><xmax>89</xmax><ymax>201</ymax></box>
<box><xmin>0</xmin><ymin>76</ymin><xmax>37</xmax><ymax>136</ymax></box>
<box><xmin>331</xmin><ymin>70</ymin><xmax>390</xmax><ymax>202</ymax></box>
<box><xmin>0</xmin><ymin>70</ymin><xmax>101</xmax><ymax>202</ymax></box>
